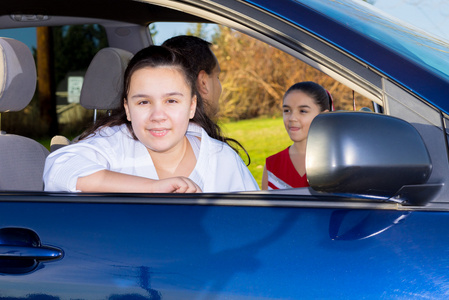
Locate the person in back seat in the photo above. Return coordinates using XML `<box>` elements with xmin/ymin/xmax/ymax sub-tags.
<box><xmin>262</xmin><ymin>81</ymin><xmax>331</xmax><ymax>190</ymax></box>
<box><xmin>163</xmin><ymin>35</ymin><xmax>221</xmax><ymax>119</ymax></box>
<box><xmin>163</xmin><ymin>35</ymin><xmax>250</xmax><ymax>165</ymax></box>
<box><xmin>43</xmin><ymin>45</ymin><xmax>258</xmax><ymax>193</ymax></box>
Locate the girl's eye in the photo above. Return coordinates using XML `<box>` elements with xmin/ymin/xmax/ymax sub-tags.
<box><xmin>167</xmin><ymin>99</ymin><xmax>178</xmax><ymax>104</ymax></box>
<box><xmin>283</xmin><ymin>109</ymin><xmax>290</xmax><ymax>113</ymax></box>
<box><xmin>138</xmin><ymin>100</ymin><xmax>149</xmax><ymax>105</ymax></box>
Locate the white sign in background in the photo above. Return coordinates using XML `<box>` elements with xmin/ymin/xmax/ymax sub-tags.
<box><xmin>68</xmin><ymin>76</ymin><xmax>84</xmax><ymax>104</ymax></box>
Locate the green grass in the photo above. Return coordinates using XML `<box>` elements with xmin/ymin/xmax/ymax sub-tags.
<box><xmin>37</xmin><ymin>138</ymin><xmax>52</xmax><ymax>151</ymax></box>
<box><xmin>221</xmin><ymin>117</ymin><xmax>292</xmax><ymax>188</ymax></box>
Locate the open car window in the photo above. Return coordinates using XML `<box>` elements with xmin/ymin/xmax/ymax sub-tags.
<box><xmin>1</xmin><ymin>21</ymin><xmax>377</xmax><ymax>192</ymax></box>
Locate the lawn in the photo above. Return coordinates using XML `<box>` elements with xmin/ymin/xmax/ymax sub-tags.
<box><xmin>221</xmin><ymin>117</ymin><xmax>292</xmax><ymax>188</ymax></box>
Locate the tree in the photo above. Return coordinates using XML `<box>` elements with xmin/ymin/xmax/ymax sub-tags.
<box><xmin>149</xmin><ymin>23</ymin><xmax>158</xmax><ymax>40</ymax></box>
<box><xmin>37</xmin><ymin>27</ymin><xmax>58</xmax><ymax>136</ymax></box>
<box><xmin>186</xmin><ymin>23</ymin><xmax>209</xmax><ymax>40</ymax></box>
<box><xmin>211</xmin><ymin>26</ymin><xmax>371</xmax><ymax>120</ymax></box>
<box><xmin>38</xmin><ymin>24</ymin><xmax>107</xmax><ymax>137</ymax></box>
<box><xmin>52</xmin><ymin>25</ymin><xmax>108</xmax><ymax>86</ymax></box>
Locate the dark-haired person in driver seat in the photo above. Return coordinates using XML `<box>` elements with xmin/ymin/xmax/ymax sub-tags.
<box><xmin>163</xmin><ymin>35</ymin><xmax>222</xmax><ymax>119</ymax></box>
<box><xmin>163</xmin><ymin>35</ymin><xmax>251</xmax><ymax>165</ymax></box>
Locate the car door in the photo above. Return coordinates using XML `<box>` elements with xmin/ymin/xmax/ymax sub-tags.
<box><xmin>1</xmin><ymin>194</ymin><xmax>449</xmax><ymax>299</ymax></box>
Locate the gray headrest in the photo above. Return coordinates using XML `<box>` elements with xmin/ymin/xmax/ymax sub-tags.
<box><xmin>0</xmin><ymin>38</ymin><xmax>37</xmax><ymax>112</ymax></box>
<box><xmin>80</xmin><ymin>47</ymin><xmax>133</xmax><ymax>110</ymax></box>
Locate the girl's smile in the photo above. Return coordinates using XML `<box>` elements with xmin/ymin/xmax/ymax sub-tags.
<box><xmin>148</xmin><ymin>128</ymin><xmax>169</xmax><ymax>137</ymax></box>
<box><xmin>288</xmin><ymin>126</ymin><xmax>301</xmax><ymax>132</ymax></box>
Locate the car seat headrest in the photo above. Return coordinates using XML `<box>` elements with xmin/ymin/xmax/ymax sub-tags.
<box><xmin>80</xmin><ymin>47</ymin><xmax>133</xmax><ymax>110</ymax></box>
<box><xmin>0</xmin><ymin>37</ymin><xmax>37</xmax><ymax>112</ymax></box>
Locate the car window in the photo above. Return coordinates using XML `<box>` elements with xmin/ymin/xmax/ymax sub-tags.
<box><xmin>0</xmin><ymin>20</ymin><xmax>379</xmax><ymax>191</ymax></box>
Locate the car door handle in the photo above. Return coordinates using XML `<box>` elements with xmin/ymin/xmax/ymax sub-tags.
<box><xmin>0</xmin><ymin>227</ymin><xmax>64</xmax><ymax>274</ymax></box>
<box><xmin>0</xmin><ymin>245</ymin><xmax>63</xmax><ymax>261</ymax></box>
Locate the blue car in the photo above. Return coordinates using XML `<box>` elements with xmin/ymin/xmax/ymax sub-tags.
<box><xmin>0</xmin><ymin>0</ymin><xmax>449</xmax><ymax>298</ymax></box>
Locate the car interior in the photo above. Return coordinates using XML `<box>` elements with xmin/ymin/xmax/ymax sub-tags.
<box><xmin>50</xmin><ymin>46</ymin><xmax>134</xmax><ymax>151</ymax></box>
<box><xmin>0</xmin><ymin>37</ymin><xmax>49</xmax><ymax>191</ymax></box>
<box><xmin>0</xmin><ymin>1</ymin><xmax>209</xmax><ymax>191</ymax></box>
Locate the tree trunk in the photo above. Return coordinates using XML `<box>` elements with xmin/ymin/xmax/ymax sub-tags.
<box><xmin>36</xmin><ymin>27</ymin><xmax>58</xmax><ymax>136</ymax></box>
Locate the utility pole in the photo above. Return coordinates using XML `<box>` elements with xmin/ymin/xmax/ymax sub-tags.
<box><xmin>36</xmin><ymin>26</ymin><xmax>58</xmax><ymax>136</ymax></box>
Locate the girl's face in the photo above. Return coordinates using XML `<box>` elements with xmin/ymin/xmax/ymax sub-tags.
<box><xmin>124</xmin><ymin>66</ymin><xmax>196</xmax><ymax>153</ymax></box>
<box><xmin>283</xmin><ymin>90</ymin><xmax>323</xmax><ymax>144</ymax></box>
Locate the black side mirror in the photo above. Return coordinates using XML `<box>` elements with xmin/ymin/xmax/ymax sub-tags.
<box><xmin>306</xmin><ymin>112</ymin><xmax>432</xmax><ymax>198</ymax></box>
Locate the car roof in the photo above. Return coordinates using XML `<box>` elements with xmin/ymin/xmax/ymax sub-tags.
<box><xmin>0</xmin><ymin>0</ymin><xmax>206</xmax><ymax>25</ymax></box>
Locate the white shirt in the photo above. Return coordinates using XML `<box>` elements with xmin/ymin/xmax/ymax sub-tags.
<box><xmin>43</xmin><ymin>123</ymin><xmax>259</xmax><ymax>193</ymax></box>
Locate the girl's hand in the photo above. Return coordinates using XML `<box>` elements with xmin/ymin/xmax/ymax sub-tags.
<box><xmin>155</xmin><ymin>177</ymin><xmax>202</xmax><ymax>193</ymax></box>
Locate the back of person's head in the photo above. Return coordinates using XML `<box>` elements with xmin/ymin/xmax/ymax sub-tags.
<box><xmin>162</xmin><ymin>35</ymin><xmax>216</xmax><ymax>76</ymax></box>
<box><xmin>163</xmin><ymin>36</ymin><xmax>250</xmax><ymax>165</ymax></box>
<box><xmin>284</xmin><ymin>81</ymin><xmax>331</xmax><ymax>112</ymax></box>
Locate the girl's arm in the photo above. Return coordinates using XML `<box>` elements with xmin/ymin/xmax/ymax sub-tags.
<box><xmin>76</xmin><ymin>170</ymin><xmax>201</xmax><ymax>193</ymax></box>
<box><xmin>44</xmin><ymin>136</ymin><xmax>201</xmax><ymax>193</ymax></box>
